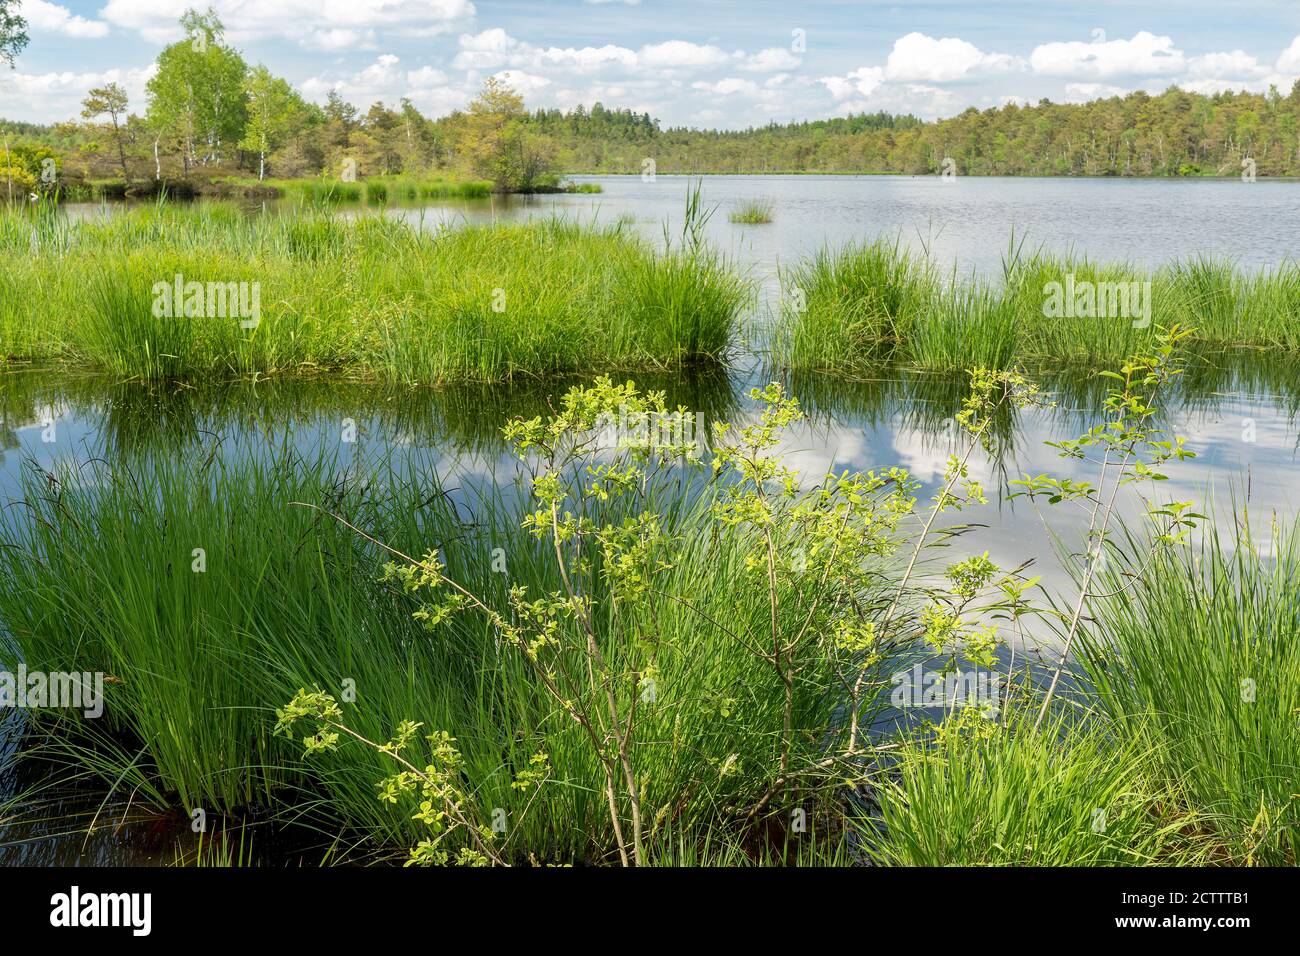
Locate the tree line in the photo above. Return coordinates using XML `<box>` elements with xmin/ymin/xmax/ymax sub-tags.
<box><xmin>5</xmin><ymin>0</ymin><xmax>1300</xmax><ymax>194</ymax></box>
<box><xmin>539</xmin><ymin>86</ymin><xmax>1300</xmax><ymax>177</ymax></box>
<box><xmin>1</xmin><ymin>7</ymin><xmax>555</xmax><ymax>194</ymax></box>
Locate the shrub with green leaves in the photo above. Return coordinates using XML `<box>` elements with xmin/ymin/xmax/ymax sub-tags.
<box><xmin>278</xmin><ymin>367</ymin><xmax>1063</xmax><ymax>865</ymax></box>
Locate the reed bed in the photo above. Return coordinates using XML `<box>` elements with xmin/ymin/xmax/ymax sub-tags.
<box><xmin>861</xmin><ymin>708</ymin><xmax>1214</xmax><ymax>866</ymax></box>
<box><xmin>1080</xmin><ymin>517</ymin><xmax>1300</xmax><ymax>865</ymax></box>
<box><xmin>778</xmin><ymin>239</ymin><xmax>1300</xmax><ymax>372</ymax></box>
<box><xmin>0</xmin><ymin>203</ymin><xmax>747</xmax><ymax>384</ymax></box>
<box><xmin>729</xmin><ymin>198</ymin><xmax>775</xmax><ymax>224</ymax></box>
<box><xmin>856</xmin><ymin>511</ymin><xmax>1300</xmax><ymax>867</ymax></box>
<box><xmin>0</xmin><ymin>440</ymin><xmax>898</xmax><ymax>862</ymax></box>
<box><xmin>269</xmin><ymin>176</ymin><xmax>494</xmax><ymax>203</ymax></box>
<box><xmin>7</xmin><ymin>436</ymin><xmax>1287</xmax><ymax>865</ymax></box>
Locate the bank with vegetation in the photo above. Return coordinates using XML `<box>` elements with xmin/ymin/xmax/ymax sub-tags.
<box><xmin>0</xmin><ymin>342</ymin><xmax>1294</xmax><ymax>865</ymax></box>
<box><xmin>6</xmin><ymin>8</ymin><xmax>1300</xmax><ymax>206</ymax></box>
<box><xmin>777</xmin><ymin>238</ymin><xmax>1300</xmax><ymax>373</ymax></box>
<box><xmin>0</xmin><ymin>202</ymin><xmax>744</xmax><ymax>384</ymax></box>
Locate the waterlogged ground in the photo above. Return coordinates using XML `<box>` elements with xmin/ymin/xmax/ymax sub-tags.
<box><xmin>7</xmin><ymin>175</ymin><xmax>1300</xmax><ymax>863</ymax></box>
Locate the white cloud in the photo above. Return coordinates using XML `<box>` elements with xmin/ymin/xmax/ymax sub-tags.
<box><xmin>691</xmin><ymin>77</ymin><xmax>760</xmax><ymax>96</ymax></box>
<box><xmin>99</xmin><ymin>0</ymin><xmax>475</xmax><ymax>45</ymax></box>
<box><xmin>884</xmin><ymin>32</ymin><xmax>1019</xmax><ymax>82</ymax></box>
<box><xmin>865</xmin><ymin>84</ymin><xmax>956</xmax><ymax>117</ymax></box>
<box><xmin>739</xmin><ymin>47</ymin><xmax>801</xmax><ymax>73</ymax></box>
<box><xmin>302</xmin><ymin>54</ymin><xmax>474</xmax><ymax>114</ymax></box>
<box><xmin>0</xmin><ymin>65</ymin><xmax>155</xmax><ymax>121</ymax></box>
<box><xmin>300</xmin><ymin>28</ymin><xmax>376</xmax><ymax>52</ymax></box>
<box><xmin>407</xmin><ymin>66</ymin><xmax>447</xmax><ymax>86</ymax></box>
<box><xmin>637</xmin><ymin>40</ymin><xmax>732</xmax><ymax>70</ymax></box>
<box><xmin>1276</xmin><ymin>36</ymin><xmax>1300</xmax><ymax>73</ymax></box>
<box><xmin>18</xmin><ymin>0</ymin><xmax>109</xmax><ymax>38</ymax></box>
<box><xmin>534</xmin><ymin>45</ymin><xmax>639</xmax><ymax>73</ymax></box>
<box><xmin>452</xmin><ymin>30</ymin><xmax>737</xmax><ymax>77</ymax></box>
<box><xmin>820</xmin><ymin>68</ymin><xmax>956</xmax><ymax>118</ymax></box>
<box><xmin>451</xmin><ymin>27</ymin><xmax>520</xmax><ymax>68</ymax></box>
<box><xmin>1030</xmin><ymin>31</ymin><xmax>1185</xmax><ymax>78</ymax></box>
<box><xmin>820</xmin><ymin>66</ymin><xmax>884</xmax><ymax>100</ymax></box>
<box><xmin>492</xmin><ymin>69</ymin><xmax>551</xmax><ymax>98</ymax></box>
<box><xmin>453</xmin><ymin>30</ymin><xmax>639</xmax><ymax>73</ymax></box>
<box><xmin>817</xmin><ymin>32</ymin><xmax>1018</xmax><ymax>120</ymax></box>
<box><xmin>1172</xmin><ymin>48</ymin><xmax>1285</xmax><ymax>96</ymax></box>
<box><xmin>1188</xmin><ymin>50</ymin><xmax>1268</xmax><ymax>80</ymax></box>
<box><xmin>1063</xmin><ymin>82</ymin><xmax>1128</xmax><ymax>101</ymax></box>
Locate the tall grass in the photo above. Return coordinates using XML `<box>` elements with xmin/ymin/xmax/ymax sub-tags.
<box><xmin>268</xmin><ymin>176</ymin><xmax>494</xmax><ymax>203</ymax></box>
<box><xmin>778</xmin><ymin>238</ymin><xmax>935</xmax><ymax>371</ymax></box>
<box><xmin>729</xmin><ymin>199</ymin><xmax>774</xmax><ymax>224</ymax></box>
<box><xmin>1080</xmin><ymin>516</ymin><xmax>1300</xmax><ymax>864</ymax></box>
<box><xmin>862</xmin><ymin>708</ymin><xmax>1212</xmax><ymax>866</ymax></box>
<box><xmin>0</xmin><ymin>440</ymin><xmax>899</xmax><ymax>862</ymax></box>
<box><xmin>778</xmin><ymin>238</ymin><xmax>1300</xmax><ymax>372</ymax></box>
<box><xmin>0</xmin><ymin>204</ymin><xmax>748</xmax><ymax>384</ymax></box>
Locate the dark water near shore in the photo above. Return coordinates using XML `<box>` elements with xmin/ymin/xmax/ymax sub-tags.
<box><xmin>8</xmin><ymin>174</ymin><xmax>1300</xmax><ymax>863</ymax></box>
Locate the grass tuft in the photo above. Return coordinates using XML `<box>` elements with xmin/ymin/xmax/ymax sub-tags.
<box><xmin>1080</xmin><ymin>515</ymin><xmax>1300</xmax><ymax>865</ymax></box>
<box><xmin>778</xmin><ymin>240</ymin><xmax>1300</xmax><ymax>372</ymax></box>
<box><xmin>729</xmin><ymin>199</ymin><xmax>774</xmax><ymax>224</ymax></box>
<box><xmin>0</xmin><ymin>204</ymin><xmax>748</xmax><ymax>384</ymax></box>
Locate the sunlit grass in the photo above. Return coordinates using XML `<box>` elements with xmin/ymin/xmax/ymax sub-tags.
<box><xmin>0</xmin><ymin>203</ymin><xmax>748</xmax><ymax>384</ymax></box>
<box><xmin>1080</xmin><ymin>516</ymin><xmax>1300</xmax><ymax>865</ymax></box>
<box><xmin>0</xmin><ymin>441</ymin><xmax>897</xmax><ymax>863</ymax></box>
<box><xmin>729</xmin><ymin>198</ymin><xmax>774</xmax><ymax>224</ymax></box>
<box><xmin>263</xmin><ymin>175</ymin><xmax>494</xmax><ymax>203</ymax></box>
<box><xmin>778</xmin><ymin>239</ymin><xmax>1300</xmax><ymax>372</ymax></box>
<box><xmin>860</xmin><ymin>706</ymin><xmax>1215</xmax><ymax>866</ymax></box>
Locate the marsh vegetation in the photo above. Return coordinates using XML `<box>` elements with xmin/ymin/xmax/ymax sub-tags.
<box><xmin>777</xmin><ymin>237</ymin><xmax>1300</xmax><ymax>373</ymax></box>
<box><xmin>0</xmin><ymin>180</ymin><xmax>1296</xmax><ymax>868</ymax></box>
<box><xmin>0</xmin><ymin>201</ymin><xmax>743</xmax><ymax>384</ymax></box>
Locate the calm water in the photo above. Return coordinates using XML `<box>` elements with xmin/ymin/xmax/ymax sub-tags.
<box><xmin>67</xmin><ymin>173</ymin><xmax>1300</xmax><ymax>281</ymax></box>
<box><xmin>9</xmin><ymin>175</ymin><xmax>1300</xmax><ymax>863</ymax></box>
<box><xmin>387</xmin><ymin>173</ymin><xmax>1300</xmax><ymax>278</ymax></box>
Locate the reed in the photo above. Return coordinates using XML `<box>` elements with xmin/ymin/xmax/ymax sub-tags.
<box><xmin>862</xmin><ymin>707</ymin><xmax>1213</xmax><ymax>866</ymax></box>
<box><xmin>0</xmin><ymin>204</ymin><xmax>748</xmax><ymax>384</ymax></box>
<box><xmin>265</xmin><ymin>176</ymin><xmax>494</xmax><ymax>203</ymax></box>
<box><xmin>777</xmin><ymin>239</ymin><xmax>1300</xmax><ymax>372</ymax></box>
<box><xmin>777</xmin><ymin>238</ymin><xmax>935</xmax><ymax>371</ymax></box>
<box><xmin>1079</xmin><ymin>515</ymin><xmax>1300</xmax><ymax>865</ymax></box>
<box><xmin>0</xmin><ymin>435</ymin><xmax>898</xmax><ymax>862</ymax></box>
<box><xmin>729</xmin><ymin>198</ymin><xmax>774</xmax><ymax>224</ymax></box>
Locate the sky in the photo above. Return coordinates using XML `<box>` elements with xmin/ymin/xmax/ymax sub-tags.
<box><xmin>4</xmin><ymin>0</ymin><xmax>1300</xmax><ymax>127</ymax></box>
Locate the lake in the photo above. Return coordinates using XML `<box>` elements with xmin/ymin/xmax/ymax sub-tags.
<box><xmin>5</xmin><ymin>173</ymin><xmax>1300</xmax><ymax>863</ymax></box>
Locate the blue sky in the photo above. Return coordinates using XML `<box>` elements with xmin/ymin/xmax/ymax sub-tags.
<box><xmin>4</xmin><ymin>1</ymin><xmax>1300</xmax><ymax>126</ymax></box>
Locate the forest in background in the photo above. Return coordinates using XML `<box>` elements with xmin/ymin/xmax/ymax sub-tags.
<box><xmin>4</xmin><ymin>5</ymin><xmax>1300</xmax><ymax>191</ymax></box>
<box><xmin>10</xmin><ymin>81</ymin><xmax>1300</xmax><ymax>188</ymax></box>
<box><xmin>533</xmin><ymin>84</ymin><xmax>1300</xmax><ymax>177</ymax></box>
